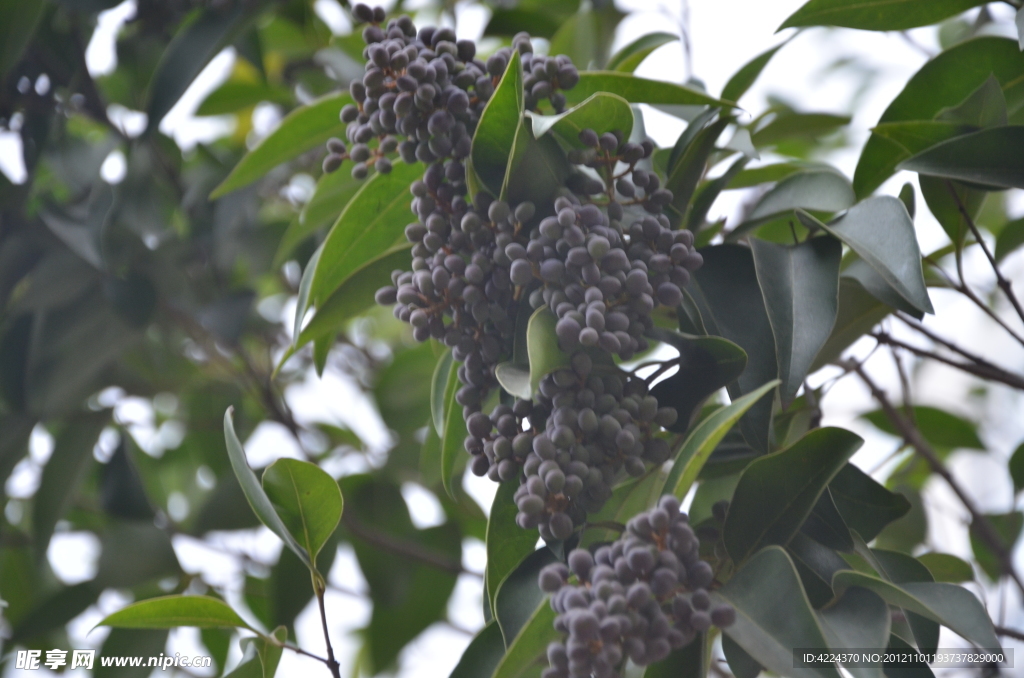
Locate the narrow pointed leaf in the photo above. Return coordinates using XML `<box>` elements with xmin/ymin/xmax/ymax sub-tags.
<box><xmin>99</xmin><ymin>596</ymin><xmax>253</xmax><ymax>630</ymax></box>
<box><xmin>780</xmin><ymin>0</ymin><xmax>989</xmax><ymax>32</ymax></box>
<box><xmin>431</xmin><ymin>349</ymin><xmax>455</xmax><ymax>437</ymax></box>
<box><xmin>751</xmin><ymin>235</ymin><xmax>842</xmax><ymax>406</ymax></box>
<box><xmin>898</xmin><ymin>126</ymin><xmax>1024</xmax><ymax>189</ymax></box>
<box><xmin>566</xmin><ymin>72</ymin><xmax>733</xmax><ymax>107</ymax></box>
<box><xmin>606</xmin><ymin>32</ymin><xmax>678</xmax><ymax>72</ymax></box>
<box><xmin>471</xmin><ymin>50</ymin><xmax>523</xmax><ymax>195</ymax></box>
<box><xmin>527</xmin><ymin>308</ymin><xmax>572</xmax><ymax>397</ymax></box>
<box><xmin>722</xmin><ymin>42</ymin><xmax>786</xmax><ymax>103</ymax></box>
<box><xmin>486</xmin><ymin>481</ymin><xmax>541</xmax><ymax>615</ymax></box>
<box><xmin>440</xmin><ymin>356</ymin><xmax>465</xmax><ymax>500</ymax></box>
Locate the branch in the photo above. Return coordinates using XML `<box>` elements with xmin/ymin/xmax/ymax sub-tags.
<box><xmin>994</xmin><ymin>625</ymin><xmax>1024</xmax><ymax>642</ymax></box>
<box><xmin>313</xmin><ymin>576</ymin><xmax>342</xmax><ymax>678</ymax></box>
<box><xmin>924</xmin><ymin>256</ymin><xmax>1024</xmax><ymax>347</ymax></box>
<box><xmin>847</xmin><ymin>363</ymin><xmax>1024</xmax><ymax>598</ymax></box>
<box><xmin>341</xmin><ymin>513</ymin><xmax>473</xmax><ymax>577</ymax></box>
<box><xmin>946</xmin><ymin>180</ymin><xmax>1024</xmax><ymax>330</ymax></box>
<box><xmin>871</xmin><ymin>331</ymin><xmax>1024</xmax><ymax>391</ymax></box>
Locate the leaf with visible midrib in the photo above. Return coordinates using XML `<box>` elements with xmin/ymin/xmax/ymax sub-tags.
<box><xmin>98</xmin><ymin>595</ymin><xmax>253</xmax><ymax>631</ymax></box>
<box><xmin>261</xmin><ymin>458</ymin><xmax>343</xmax><ymax>565</ymax></box>
<box><xmin>724</xmin><ymin>427</ymin><xmax>863</xmax><ymax>564</ymax></box>
<box><xmin>779</xmin><ymin>0</ymin><xmax>989</xmax><ymax>32</ymax></box>
<box><xmin>471</xmin><ymin>50</ymin><xmax>523</xmax><ymax>195</ymax></box>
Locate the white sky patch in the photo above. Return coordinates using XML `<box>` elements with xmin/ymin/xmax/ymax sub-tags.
<box><xmin>243</xmin><ymin>420</ymin><xmax>305</xmax><ymax>468</ymax></box>
<box><xmin>0</xmin><ymin>130</ymin><xmax>27</xmax><ymax>184</ymax></box>
<box><xmin>401</xmin><ymin>482</ymin><xmax>446</xmax><ymax>528</ymax></box>
<box><xmin>100</xmin><ymin>148</ymin><xmax>127</xmax><ymax>184</ymax></box>
<box><xmin>48</xmin><ymin>531</ymin><xmax>101</xmax><ymax>585</ymax></box>
<box><xmin>314</xmin><ymin>0</ymin><xmax>351</xmax><ymax>35</ymax></box>
<box><xmin>158</xmin><ymin>48</ymin><xmax>237</xmax><ymax>150</ymax></box>
<box><xmin>85</xmin><ymin>0</ymin><xmax>137</xmax><ymax>77</ymax></box>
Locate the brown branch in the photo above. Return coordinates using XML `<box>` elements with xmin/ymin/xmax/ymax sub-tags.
<box><xmin>946</xmin><ymin>180</ymin><xmax>1024</xmax><ymax>331</ymax></box>
<box><xmin>871</xmin><ymin>331</ymin><xmax>1024</xmax><ymax>391</ymax></box>
<box><xmin>994</xmin><ymin>625</ymin><xmax>1024</xmax><ymax>642</ymax></box>
<box><xmin>341</xmin><ymin>513</ymin><xmax>473</xmax><ymax>577</ymax></box>
<box><xmin>847</xmin><ymin>362</ymin><xmax>1024</xmax><ymax>598</ymax></box>
<box><xmin>923</xmin><ymin>256</ymin><xmax>1024</xmax><ymax>347</ymax></box>
<box><xmin>313</xmin><ymin>577</ymin><xmax>342</xmax><ymax>678</ymax></box>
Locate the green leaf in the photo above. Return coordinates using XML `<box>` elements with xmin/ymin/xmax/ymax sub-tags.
<box><xmin>565</xmin><ymin>72</ymin><xmax>732</xmax><ymax>108</ymax></box>
<box><xmin>234</xmin><ymin>626</ymin><xmax>287</xmax><ymax>678</ymax></box>
<box><xmin>95</xmin><ymin>629</ymin><xmax>170</xmax><ymax>678</ymax></box>
<box><xmin>212</xmin><ymin>92</ymin><xmax>352</xmax><ymax>197</ymax></box>
<box><xmin>146</xmin><ymin>3</ymin><xmax>256</xmax><ymax>136</ymax></box>
<box><xmin>665</xmin><ymin>114</ymin><xmax>730</xmax><ymax>225</ymax></box>
<box><xmin>606</xmin><ymin>32</ymin><xmax>678</xmax><ymax>72</ymax></box>
<box><xmin>871</xmin><ymin>120</ymin><xmax>976</xmax><ymax>159</ymax></box>
<box><xmin>744</xmin><ymin>170</ymin><xmax>855</xmax><ymax>225</ymax></box>
<box><xmin>727</xmin><ymin>162</ymin><xmax>815</xmax><ymax>189</ymax></box>
<box><xmin>0</xmin><ymin>1</ymin><xmax>45</xmax><ymax>81</ymax></box>
<box><xmin>816</xmin><ymin>587</ymin><xmax>891</xmax><ymax>678</ymax></box>
<box><xmin>224</xmin><ymin>408</ymin><xmax>312</xmax><ymax>569</ymax></box>
<box><xmin>969</xmin><ymin>511</ymin><xmax>1023</xmax><ymax>580</ymax></box>
<box><xmin>1017</xmin><ymin>8</ymin><xmax>1024</xmax><ymax>51</ymax></box>
<box><xmin>787</xmin><ymin>531</ymin><xmax>851</xmax><ymax>607</ymax></box>
<box><xmin>936</xmin><ymin>75</ymin><xmax>1008</xmax><ymax>128</ymax></box>
<box><xmin>715</xmin><ymin>546</ymin><xmax>841</xmax><ymax>678</ymax></box>
<box><xmin>779</xmin><ymin>0</ymin><xmax>988</xmax><ymax>31</ymax></box>
<box><xmin>831</xmin><ymin>572</ymin><xmax>1001</xmax><ymax>650</ymax></box>
<box><xmin>98</xmin><ymin>595</ymin><xmax>253</xmax><ymax>630</ymax></box>
<box><xmin>490</xmin><ymin>599</ymin><xmax>559</xmax><ymax>678</ymax></box>
<box><xmin>527</xmin><ymin>308</ymin><xmax>572</xmax><ymax>397</ymax></box>
<box><xmin>811</xmin><ymin>277</ymin><xmax>892</xmax><ymax>371</ymax></box>
<box><xmin>471</xmin><ymin>50</ymin><xmax>523</xmax><ymax>195</ymax></box>
<box><xmin>440</xmin><ymin>354</ymin><xmax>465</xmax><ymax>500</ymax></box>
<box><xmin>648</xmin><ymin>331</ymin><xmax>748</xmax><ymax>432</ymax></box>
<box><xmin>751</xmin><ymin>236</ymin><xmax>842</xmax><ymax>406</ymax></box>
<box><xmin>866</xmin><ymin>548</ymin><xmax>939</xmax><ymax>654</ymax></box>
<box><xmin>829</xmin><ymin>463</ymin><xmax>911</xmax><ymax>542</ymax></box>
<box><xmin>842</xmin><ymin>258</ymin><xmax>925</xmax><ymax>320</ymax></box>
<box><xmin>663</xmin><ymin>380</ymin><xmax>779</xmax><ymax>499</ymax></box>
<box><xmin>1011</xmin><ymin>441</ymin><xmax>1024</xmax><ymax>493</ymax></box>
<box><xmin>261</xmin><ymin>458</ymin><xmax>343</xmax><ymax>566</ymax></box>
<box><xmin>495</xmin><ymin>548</ymin><xmax>558</xmax><ymax>647</ymax></box>
<box><xmin>645</xmin><ymin>634</ymin><xmax>706</xmax><ymax>678</ymax></box>
<box><xmin>687</xmin><ymin>156</ymin><xmax>750</xmax><ymax>230</ymax></box>
<box><xmin>861</xmin><ymin>405</ymin><xmax>983</xmax><ymax>450</ymax></box>
<box><xmin>293</xmin><ymin>244</ymin><xmax>322</xmax><ymax>342</ymax></box>
<box><xmin>994</xmin><ymin>216</ymin><xmax>1024</xmax><ymax>263</ymax></box>
<box><xmin>307</xmin><ymin>162</ymin><xmax>420</xmax><ymax>309</ymax></box>
<box><xmin>504</xmin><ymin>122</ymin><xmax>573</xmax><ymax>204</ymax></box>
<box><xmin>486</xmin><ymin>481</ymin><xmax>541</xmax><ymax>615</ymax></box>
<box><xmin>581</xmin><ymin>468</ymin><xmax>665</xmax><ymax>548</ymax></box>
<box><xmin>33</xmin><ymin>411</ymin><xmax>110</xmax><ymax>557</ymax></box>
<box><xmin>916</xmin><ymin>552</ymin><xmax>973</xmax><ymax>583</ymax></box>
<box><xmin>799</xmin><ymin>197</ymin><xmax>933</xmax><ymax>315</ymax></box>
<box><xmin>548</xmin><ymin>6</ymin><xmax>624</xmax><ymax>71</ymax></box>
<box><xmin>724</xmin><ymin>427</ymin><xmax>863</xmax><ymax>564</ymax></box>
<box><xmin>11</xmin><ymin>583</ymin><xmax>99</xmax><ymax>645</ymax></box>
<box><xmin>883</xmin><ymin>635</ymin><xmax>937</xmax><ymax>678</ymax></box>
<box><xmin>276</xmin><ymin>168</ymin><xmax>369</xmax><ymax>266</ymax></box>
<box><xmin>899</xmin><ymin>126</ymin><xmax>1024</xmax><ymax>189</ymax></box>
<box><xmin>854</xmin><ymin>37</ymin><xmax>1024</xmax><ymax>198</ymax></box>
<box><xmin>529</xmin><ymin>93</ymin><xmax>633</xmax><ymax>148</ymax></box>
<box><xmin>722</xmin><ymin>42</ymin><xmax>787</xmax><ymax>104</ymax></box>
<box><xmin>801</xmin><ymin>489</ymin><xmax>855</xmax><ymax>553</ymax></box>
<box><xmin>449</xmin><ymin>621</ymin><xmax>506</xmax><ymax>678</ymax></box>
<box><xmin>431</xmin><ymin>349</ymin><xmax>455</xmax><ymax>438</ymax></box>
<box><xmin>750</xmin><ymin>112</ymin><xmax>851</xmax><ymax>149</ymax></box>
<box><xmin>196</xmin><ymin>80</ymin><xmax>291</xmax><ymax>116</ymax></box>
<box><xmin>688</xmin><ymin>245</ymin><xmax>779</xmax><ymax>453</ymax></box>
<box><xmin>722</xmin><ymin>634</ymin><xmax>762</xmax><ymax>678</ymax></box>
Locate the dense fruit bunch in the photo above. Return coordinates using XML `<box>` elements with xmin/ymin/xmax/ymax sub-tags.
<box><xmin>538</xmin><ymin>497</ymin><xmax>736</xmax><ymax>678</ymax></box>
<box><xmin>338</xmin><ymin>5</ymin><xmax>703</xmax><ymax>540</ymax></box>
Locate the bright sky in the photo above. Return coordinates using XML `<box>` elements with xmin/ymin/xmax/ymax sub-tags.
<box><xmin>2</xmin><ymin>1</ymin><xmax>1023</xmax><ymax>676</ymax></box>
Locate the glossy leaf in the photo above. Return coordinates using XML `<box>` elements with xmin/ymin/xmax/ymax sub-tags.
<box><xmin>831</xmin><ymin>572</ymin><xmax>1001</xmax><ymax>650</ymax></box>
<box><xmin>261</xmin><ymin>458</ymin><xmax>343</xmax><ymax>565</ymax></box>
<box><xmin>490</xmin><ymin>600</ymin><xmax>559</xmax><ymax>678</ymax></box>
<box><xmin>816</xmin><ymin>587</ymin><xmax>890</xmax><ymax>678</ymax></box>
<box><xmin>829</xmin><ymin>463</ymin><xmax>911</xmax><ymax>542</ymax></box>
<box><xmin>745</xmin><ymin>170</ymin><xmax>855</xmax><ymax>224</ymax></box>
<box><xmin>224</xmin><ymin>408</ymin><xmax>312</xmax><ymax>569</ymax></box>
<box><xmin>649</xmin><ymin>331</ymin><xmax>748</xmax><ymax>432</ymax></box>
<box><xmin>440</xmin><ymin>354</ymin><xmax>464</xmax><ymax>500</ymax></box>
<box><xmin>565</xmin><ymin>71</ymin><xmax>730</xmax><ymax>108</ymax></box>
<box><xmin>527</xmin><ymin>308</ymin><xmax>572</xmax><ymax>397</ymax></box>
<box><xmin>842</xmin><ymin>258</ymin><xmax>925</xmax><ymax>320</ymax></box>
<box><xmin>98</xmin><ymin>596</ymin><xmax>253</xmax><ymax>630</ymax></box>
<box><xmin>689</xmin><ymin>245</ymin><xmax>779</xmax><ymax>453</ymax></box>
<box><xmin>449</xmin><ymin>621</ymin><xmax>505</xmax><ymax>678</ymax></box>
<box><xmin>212</xmin><ymin>92</ymin><xmax>351</xmax><ymax>197</ymax></box>
<box><xmin>308</xmin><ymin>162</ymin><xmax>422</xmax><ymax>310</ymax></box>
<box><xmin>715</xmin><ymin>546</ymin><xmax>841</xmax><ymax>678</ymax></box>
<box><xmin>854</xmin><ymin>37</ymin><xmax>1024</xmax><ymax>197</ymax></box>
<box><xmin>916</xmin><ymin>552</ymin><xmax>973</xmax><ymax>583</ymax></box>
<box><xmin>724</xmin><ymin>427</ymin><xmax>863</xmax><ymax>564</ymax></box>
<box><xmin>899</xmin><ymin>126</ymin><xmax>1024</xmax><ymax>189</ymax></box>
<box><xmin>780</xmin><ymin>0</ymin><xmax>988</xmax><ymax>31</ymax></box>
<box><xmin>606</xmin><ymin>32</ymin><xmax>678</xmax><ymax>73</ymax></box>
<box><xmin>472</xmin><ymin>50</ymin><xmax>523</xmax><ymax>195</ymax></box>
<box><xmin>862</xmin><ymin>405</ymin><xmax>983</xmax><ymax>450</ymax></box>
<box><xmin>486</xmin><ymin>481</ymin><xmax>541</xmax><ymax>615</ymax></box>
<box><xmin>663</xmin><ymin>380</ymin><xmax>780</xmax><ymax>499</ymax></box>
<box><xmin>800</xmin><ymin>197</ymin><xmax>933</xmax><ymax>315</ymax></box>
<box><xmin>811</xmin><ymin>277</ymin><xmax>892</xmax><ymax>371</ymax></box>
<box><xmin>801</xmin><ymin>489</ymin><xmax>855</xmax><ymax>552</ymax></box>
<box><xmin>751</xmin><ymin>235</ymin><xmax>842</xmax><ymax>405</ymax></box>
<box><xmin>722</xmin><ymin>42</ymin><xmax>786</xmax><ymax>104</ymax></box>
<box><xmin>529</xmin><ymin>93</ymin><xmax>633</xmax><ymax>148</ymax></box>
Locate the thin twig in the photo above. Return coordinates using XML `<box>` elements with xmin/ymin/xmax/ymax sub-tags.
<box><xmin>922</xmin><ymin>257</ymin><xmax>1024</xmax><ymax>347</ymax></box>
<box><xmin>282</xmin><ymin>642</ymin><xmax>330</xmax><ymax>665</ymax></box>
<box><xmin>994</xmin><ymin>625</ymin><xmax>1024</xmax><ymax>642</ymax></box>
<box><xmin>871</xmin><ymin>331</ymin><xmax>1024</xmax><ymax>391</ymax></box>
<box><xmin>342</xmin><ymin>513</ymin><xmax>473</xmax><ymax>577</ymax></box>
<box><xmin>314</xmin><ymin>577</ymin><xmax>342</xmax><ymax>678</ymax></box>
<box><xmin>847</xmin><ymin>362</ymin><xmax>1024</xmax><ymax>598</ymax></box>
<box><xmin>946</xmin><ymin>180</ymin><xmax>1024</xmax><ymax>330</ymax></box>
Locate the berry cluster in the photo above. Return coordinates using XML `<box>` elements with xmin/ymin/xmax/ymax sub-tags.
<box><xmin>538</xmin><ymin>497</ymin><xmax>736</xmax><ymax>678</ymax></box>
<box><xmin>334</xmin><ymin>5</ymin><xmax>703</xmax><ymax>541</ymax></box>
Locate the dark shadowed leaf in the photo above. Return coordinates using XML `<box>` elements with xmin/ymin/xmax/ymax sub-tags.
<box><xmin>800</xmin><ymin>197</ymin><xmax>933</xmax><ymax>315</ymax></box>
<box><xmin>722</xmin><ymin>633</ymin><xmax>762</xmax><ymax>678</ymax></box>
<box><xmin>581</xmin><ymin>468</ymin><xmax>665</xmax><ymax>548</ymax></box>
<box><xmin>440</xmin><ymin>354</ymin><xmax>465</xmax><ymax>500</ymax></box>
<box><xmin>486</xmin><ymin>481</ymin><xmax>542</xmax><ymax>615</ymax></box>
<box><xmin>780</xmin><ymin>0</ymin><xmax>988</xmax><ymax>32</ymax></box>
<box><xmin>829</xmin><ymin>464</ymin><xmax>911</xmax><ymax>542</ymax></box>
<box><xmin>490</xmin><ymin>600</ymin><xmax>558</xmax><ymax>678</ymax></box>
<box><xmin>995</xmin><ymin>216</ymin><xmax>1024</xmax><ymax>263</ymax></box>
<box><xmin>842</xmin><ymin>258</ymin><xmax>925</xmax><ymax>320</ymax></box>
<box><xmin>645</xmin><ymin>633</ymin><xmax>705</xmax><ymax>677</ymax></box>
<box><xmin>787</xmin><ymin>531</ymin><xmax>851</xmax><ymax>607</ymax></box>
<box><xmin>811</xmin><ymin>277</ymin><xmax>892</xmax><ymax>371</ymax></box>
<box><xmin>495</xmin><ymin>548</ymin><xmax>558</xmax><ymax>647</ymax></box>
<box><xmin>449</xmin><ymin>621</ymin><xmax>505</xmax><ymax>678</ymax></box>
<box><xmin>751</xmin><ymin>235</ymin><xmax>842</xmax><ymax>405</ymax></box>
<box><xmin>715</xmin><ymin>546</ymin><xmax>841</xmax><ymax>678</ymax></box>
<box><xmin>801</xmin><ymin>489</ymin><xmax>854</xmax><ymax>552</ymax></box>
<box><xmin>212</xmin><ymin>92</ymin><xmax>352</xmax><ymax>197</ymax></box>
<box><xmin>816</xmin><ymin>587</ymin><xmax>890</xmax><ymax>678</ymax></box>
<box><xmin>689</xmin><ymin>245</ymin><xmax>779</xmax><ymax>453</ymax></box>
<box><xmin>1012</xmin><ymin>441</ymin><xmax>1024</xmax><ymax>493</ymax></box>
<box><xmin>95</xmin><ymin>629</ymin><xmax>169</xmax><ymax>678</ymax></box>
<box><xmin>527</xmin><ymin>308</ymin><xmax>572</xmax><ymax>397</ymax></box>
<box><xmin>899</xmin><ymin>126</ymin><xmax>1024</xmax><ymax>189</ymax></box>
<box><xmin>724</xmin><ymin>427</ymin><xmax>863</xmax><ymax>564</ymax></box>
<box><xmin>665</xmin><ymin>112</ymin><xmax>729</xmax><ymax>225</ymax></box>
